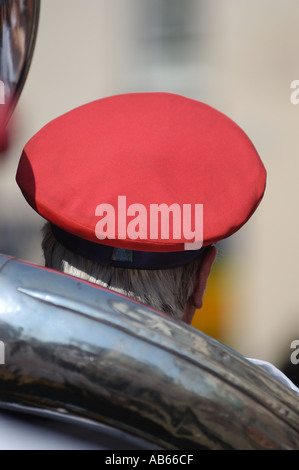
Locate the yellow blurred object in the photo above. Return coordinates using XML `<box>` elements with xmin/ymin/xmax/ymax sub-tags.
<box><xmin>191</xmin><ymin>262</ymin><xmax>224</xmax><ymax>341</ymax></box>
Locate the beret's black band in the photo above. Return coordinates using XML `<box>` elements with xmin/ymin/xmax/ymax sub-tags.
<box><xmin>51</xmin><ymin>224</ymin><xmax>206</xmax><ymax>270</ymax></box>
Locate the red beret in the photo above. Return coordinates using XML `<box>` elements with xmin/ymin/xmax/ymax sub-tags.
<box><xmin>16</xmin><ymin>92</ymin><xmax>266</xmax><ymax>259</ymax></box>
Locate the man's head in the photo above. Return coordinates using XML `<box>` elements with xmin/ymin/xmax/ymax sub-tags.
<box><xmin>16</xmin><ymin>92</ymin><xmax>266</xmax><ymax>324</ymax></box>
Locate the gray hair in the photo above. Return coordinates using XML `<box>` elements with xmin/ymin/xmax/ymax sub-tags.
<box><xmin>41</xmin><ymin>222</ymin><xmax>204</xmax><ymax>320</ymax></box>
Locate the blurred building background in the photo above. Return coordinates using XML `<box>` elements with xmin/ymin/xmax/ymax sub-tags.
<box><xmin>0</xmin><ymin>0</ymin><xmax>298</xmax><ymax>376</ymax></box>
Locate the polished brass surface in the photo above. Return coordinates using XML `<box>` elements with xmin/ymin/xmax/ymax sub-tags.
<box><xmin>0</xmin><ymin>0</ymin><xmax>40</xmax><ymax>123</ymax></box>
<box><xmin>0</xmin><ymin>255</ymin><xmax>298</xmax><ymax>449</ymax></box>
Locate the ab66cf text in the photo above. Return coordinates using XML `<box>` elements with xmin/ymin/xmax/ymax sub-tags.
<box><xmin>105</xmin><ymin>454</ymin><xmax>194</xmax><ymax>467</ymax></box>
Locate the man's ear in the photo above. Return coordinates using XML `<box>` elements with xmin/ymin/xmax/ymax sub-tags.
<box><xmin>182</xmin><ymin>245</ymin><xmax>217</xmax><ymax>324</ymax></box>
<box><xmin>193</xmin><ymin>245</ymin><xmax>217</xmax><ymax>309</ymax></box>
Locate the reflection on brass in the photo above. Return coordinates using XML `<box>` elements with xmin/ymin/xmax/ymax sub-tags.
<box><xmin>0</xmin><ymin>255</ymin><xmax>298</xmax><ymax>449</ymax></box>
<box><xmin>0</xmin><ymin>0</ymin><xmax>40</xmax><ymax>123</ymax></box>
